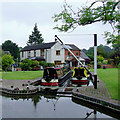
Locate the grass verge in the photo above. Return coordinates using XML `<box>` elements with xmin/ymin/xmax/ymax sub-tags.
<box><xmin>90</xmin><ymin>68</ymin><xmax>119</xmax><ymax>100</ymax></box>
<box><xmin>2</xmin><ymin>71</ymin><xmax>43</xmax><ymax>80</ymax></box>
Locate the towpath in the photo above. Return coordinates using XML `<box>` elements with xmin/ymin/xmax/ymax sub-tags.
<box><xmin>74</xmin><ymin>76</ymin><xmax>119</xmax><ymax>105</ymax></box>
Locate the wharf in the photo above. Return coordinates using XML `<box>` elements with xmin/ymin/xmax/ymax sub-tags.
<box><xmin>72</xmin><ymin>76</ymin><xmax>120</xmax><ymax>117</ymax></box>
<box><xmin>0</xmin><ymin>76</ymin><xmax>120</xmax><ymax>114</ymax></box>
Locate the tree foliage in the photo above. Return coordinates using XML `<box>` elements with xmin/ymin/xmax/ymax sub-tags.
<box><xmin>53</xmin><ymin>1</ymin><xmax>120</xmax><ymax>46</ymax></box>
<box><xmin>2</xmin><ymin>40</ymin><xmax>19</xmax><ymax>59</ymax></box>
<box><xmin>84</xmin><ymin>44</ymin><xmax>113</xmax><ymax>59</ymax></box>
<box><xmin>2</xmin><ymin>54</ymin><xmax>14</xmax><ymax>71</ymax></box>
<box><xmin>97</xmin><ymin>55</ymin><xmax>104</xmax><ymax>63</ymax></box>
<box><xmin>20</xmin><ymin>59</ymin><xmax>33</xmax><ymax>71</ymax></box>
<box><xmin>27</xmin><ymin>23</ymin><xmax>44</xmax><ymax>46</ymax></box>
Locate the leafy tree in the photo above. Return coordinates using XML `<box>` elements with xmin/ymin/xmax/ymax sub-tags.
<box><xmin>2</xmin><ymin>54</ymin><xmax>14</xmax><ymax>71</ymax></box>
<box><xmin>39</xmin><ymin>61</ymin><xmax>48</xmax><ymax>68</ymax></box>
<box><xmin>97</xmin><ymin>45</ymin><xmax>106</xmax><ymax>58</ymax></box>
<box><xmin>53</xmin><ymin>1</ymin><xmax>120</xmax><ymax>46</ymax></box>
<box><xmin>97</xmin><ymin>55</ymin><xmax>104</xmax><ymax>63</ymax></box>
<box><xmin>20</xmin><ymin>59</ymin><xmax>33</xmax><ymax>71</ymax></box>
<box><xmin>31</xmin><ymin>60</ymin><xmax>39</xmax><ymax>70</ymax></box>
<box><xmin>2</xmin><ymin>40</ymin><xmax>19</xmax><ymax>59</ymax></box>
<box><xmin>113</xmin><ymin>56</ymin><xmax>119</xmax><ymax>67</ymax></box>
<box><xmin>83</xmin><ymin>44</ymin><xmax>113</xmax><ymax>60</ymax></box>
<box><xmin>27</xmin><ymin>23</ymin><xmax>44</xmax><ymax>46</ymax></box>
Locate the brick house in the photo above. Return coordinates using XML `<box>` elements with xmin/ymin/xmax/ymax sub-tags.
<box><xmin>20</xmin><ymin>41</ymin><xmax>90</xmax><ymax>67</ymax></box>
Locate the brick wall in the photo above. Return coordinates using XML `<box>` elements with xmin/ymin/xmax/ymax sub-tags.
<box><xmin>101</xmin><ymin>64</ymin><xmax>116</xmax><ymax>68</ymax></box>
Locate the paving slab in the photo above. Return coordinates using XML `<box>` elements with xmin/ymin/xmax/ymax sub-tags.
<box><xmin>76</xmin><ymin>76</ymin><xmax>119</xmax><ymax>105</ymax></box>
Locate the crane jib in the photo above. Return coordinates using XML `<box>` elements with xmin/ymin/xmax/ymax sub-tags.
<box><xmin>54</xmin><ymin>35</ymin><xmax>92</xmax><ymax>77</ymax></box>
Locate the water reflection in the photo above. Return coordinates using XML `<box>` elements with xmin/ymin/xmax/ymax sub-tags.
<box><xmin>1</xmin><ymin>93</ymin><xmax>115</xmax><ymax>118</ymax></box>
<box><xmin>72</xmin><ymin>97</ymin><xmax>119</xmax><ymax>119</ymax></box>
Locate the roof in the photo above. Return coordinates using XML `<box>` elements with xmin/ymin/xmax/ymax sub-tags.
<box><xmin>65</xmin><ymin>44</ymin><xmax>80</xmax><ymax>50</ymax></box>
<box><xmin>80</xmin><ymin>51</ymin><xmax>90</xmax><ymax>60</ymax></box>
<box><xmin>21</xmin><ymin>42</ymin><xmax>56</xmax><ymax>51</ymax></box>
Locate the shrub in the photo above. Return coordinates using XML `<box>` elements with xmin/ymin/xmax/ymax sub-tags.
<box><xmin>47</xmin><ymin>63</ymin><xmax>55</xmax><ymax>67</ymax></box>
<box><xmin>108</xmin><ymin>59</ymin><xmax>113</xmax><ymax>64</ymax></box>
<box><xmin>2</xmin><ymin>54</ymin><xmax>14</xmax><ymax>71</ymax></box>
<box><xmin>39</xmin><ymin>61</ymin><xmax>48</xmax><ymax>68</ymax></box>
<box><xmin>97</xmin><ymin>55</ymin><xmax>104</xmax><ymax>63</ymax></box>
<box><xmin>97</xmin><ymin>62</ymin><xmax>101</xmax><ymax>68</ymax></box>
<box><xmin>31</xmin><ymin>60</ymin><xmax>39</xmax><ymax>70</ymax></box>
<box><xmin>118</xmin><ymin>63</ymin><xmax>120</xmax><ymax>68</ymax></box>
<box><xmin>103</xmin><ymin>60</ymin><xmax>108</xmax><ymax>64</ymax></box>
<box><xmin>20</xmin><ymin>59</ymin><xmax>32</xmax><ymax>71</ymax></box>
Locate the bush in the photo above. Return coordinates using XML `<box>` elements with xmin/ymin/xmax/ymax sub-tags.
<box><xmin>97</xmin><ymin>62</ymin><xmax>101</xmax><ymax>68</ymax></box>
<box><xmin>31</xmin><ymin>60</ymin><xmax>39</xmax><ymax>70</ymax></box>
<box><xmin>118</xmin><ymin>63</ymin><xmax>120</xmax><ymax>68</ymax></box>
<box><xmin>39</xmin><ymin>61</ymin><xmax>55</xmax><ymax>68</ymax></box>
<box><xmin>20</xmin><ymin>59</ymin><xmax>32</xmax><ymax>71</ymax></box>
<box><xmin>2</xmin><ymin>54</ymin><xmax>14</xmax><ymax>71</ymax></box>
<box><xmin>103</xmin><ymin>60</ymin><xmax>108</xmax><ymax>64</ymax></box>
<box><xmin>108</xmin><ymin>59</ymin><xmax>113</xmax><ymax>64</ymax></box>
<box><xmin>97</xmin><ymin>55</ymin><xmax>104</xmax><ymax>63</ymax></box>
<box><xmin>47</xmin><ymin>63</ymin><xmax>55</xmax><ymax>67</ymax></box>
<box><xmin>39</xmin><ymin>61</ymin><xmax>48</xmax><ymax>68</ymax></box>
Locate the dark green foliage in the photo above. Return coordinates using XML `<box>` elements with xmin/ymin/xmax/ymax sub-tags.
<box><xmin>31</xmin><ymin>60</ymin><xmax>39</xmax><ymax>70</ymax></box>
<box><xmin>39</xmin><ymin>61</ymin><xmax>48</xmax><ymax>68</ymax></box>
<box><xmin>83</xmin><ymin>44</ymin><xmax>113</xmax><ymax>60</ymax></box>
<box><xmin>39</xmin><ymin>61</ymin><xmax>55</xmax><ymax>68</ymax></box>
<box><xmin>53</xmin><ymin>1</ymin><xmax>120</xmax><ymax>46</ymax></box>
<box><xmin>97</xmin><ymin>62</ymin><xmax>101</xmax><ymax>69</ymax></box>
<box><xmin>118</xmin><ymin>63</ymin><xmax>120</xmax><ymax>68</ymax></box>
<box><xmin>27</xmin><ymin>23</ymin><xmax>44</xmax><ymax>46</ymax></box>
<box><xmin>20</xmin><ymin>59</ymin><xmax>33</xmax><ymax>71</ymax></box>
<box><xmin>2</xmin><ymin>54</ymin><xmax>14</xmax><ymax>71</ymax></box>
<box><xmin>47</xmin><ymin>63</ymin><xmax>55</xmax><ymax>67</ymax></box>
<box><xmin>2</xmin><ymin>40</ymin><xmax>19</xmax><ymax>59</ymax></box>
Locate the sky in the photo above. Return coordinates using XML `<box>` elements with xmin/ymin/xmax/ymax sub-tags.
<box><xmin>0</xmin><ymin>0</ymin><xmax>113</xmax><ymax>50</ymax></box>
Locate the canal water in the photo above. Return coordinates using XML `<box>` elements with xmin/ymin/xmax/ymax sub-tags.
<box><xmin>1</xmin><ymin>93</ymin><xmax>116</xmax><ymax>119</ymax></box>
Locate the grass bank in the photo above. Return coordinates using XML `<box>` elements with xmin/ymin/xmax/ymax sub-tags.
<box><xmin>2</xmin><ymin>71</ymin><xmax>43</xmax><ymax>80</ymax></box>
<box><xmin>90</xmin><ymin>68</ymin><xmax>119</xmax><ymax>100</ymax></box>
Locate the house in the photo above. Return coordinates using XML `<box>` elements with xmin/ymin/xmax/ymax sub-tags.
<box><xmin>20</xmin><ymin>41</ymin><xmax>90</xmax><ymax>67</ymax></box>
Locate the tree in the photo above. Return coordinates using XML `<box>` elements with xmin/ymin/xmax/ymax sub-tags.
<box><xmin>31</xmin><ymin>60</ymin><xmax>39</xmax><ymax>71</ymax></box>
<box><xmin>2</xmin><ymin>54</ymin><xmax>14</xmax><ymax>71</ymax></box>
<box><xmin>97</xmin><ymin>55</ymin><xmax>104</xmax><ymax>63</ymax></box>
<box><xmin>2</xmin><ymin>40</ymin><xmax>19</xmax><ymax>59</ymax></box>
<box><xmin>53</xmin><ymin>1</ymin><xmax>120</xmax><ymax>46</ymax></box>
<box><xmin>27</xmin><ymin>23</ymin><xmax>44</xmax><ymax>46</ymax></box>
<box><xmin>20</xmin><ymin>59</ymin><xmax>33</xmax><ymax>71</ymax></box>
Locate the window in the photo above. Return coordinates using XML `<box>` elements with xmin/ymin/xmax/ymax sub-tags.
<box><xmin>27</xmin><ymin>51</ymin><xmax>31</xmax><ymax>58</ymax></box>
<box><xmin>56</xmin><ymin>50</ymin><xmax>60</xmax><ymax>55</ymax></box>
<box><xmin>41</xmin><ymin>49</ymin><xmax>44</xmax><ymax>56</ymax></box>
<box><xmin>34</xmin><ymin>50</ymin><xmax>36</xmax><ymax>57</ymax></box>
<box><xmin>22</xmin><ymin>52</ymin><xmax>24</xmax><ymax>57</ymax></box>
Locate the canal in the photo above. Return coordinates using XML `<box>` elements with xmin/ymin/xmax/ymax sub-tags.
<box><xmin>1</xmin><ymin>93</ymin><xmax>116</xmax><ymax>119</ymax></box>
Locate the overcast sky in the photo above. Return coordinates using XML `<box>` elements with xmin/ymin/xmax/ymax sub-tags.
<box><xmin>0</xmin><ymin>0</ymin><xmax>113</xmax><ymax>49</ymax></box>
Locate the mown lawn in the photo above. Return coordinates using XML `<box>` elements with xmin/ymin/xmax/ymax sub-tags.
<box><xmin>90</xmin><ymin>68</ymin><xmax>119</xmax><ymax>100</ymax></box>
<box><xmin>2</xmin><ymin>71</ymin><xmax>43</xmax><ymax>80</ymax></box>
